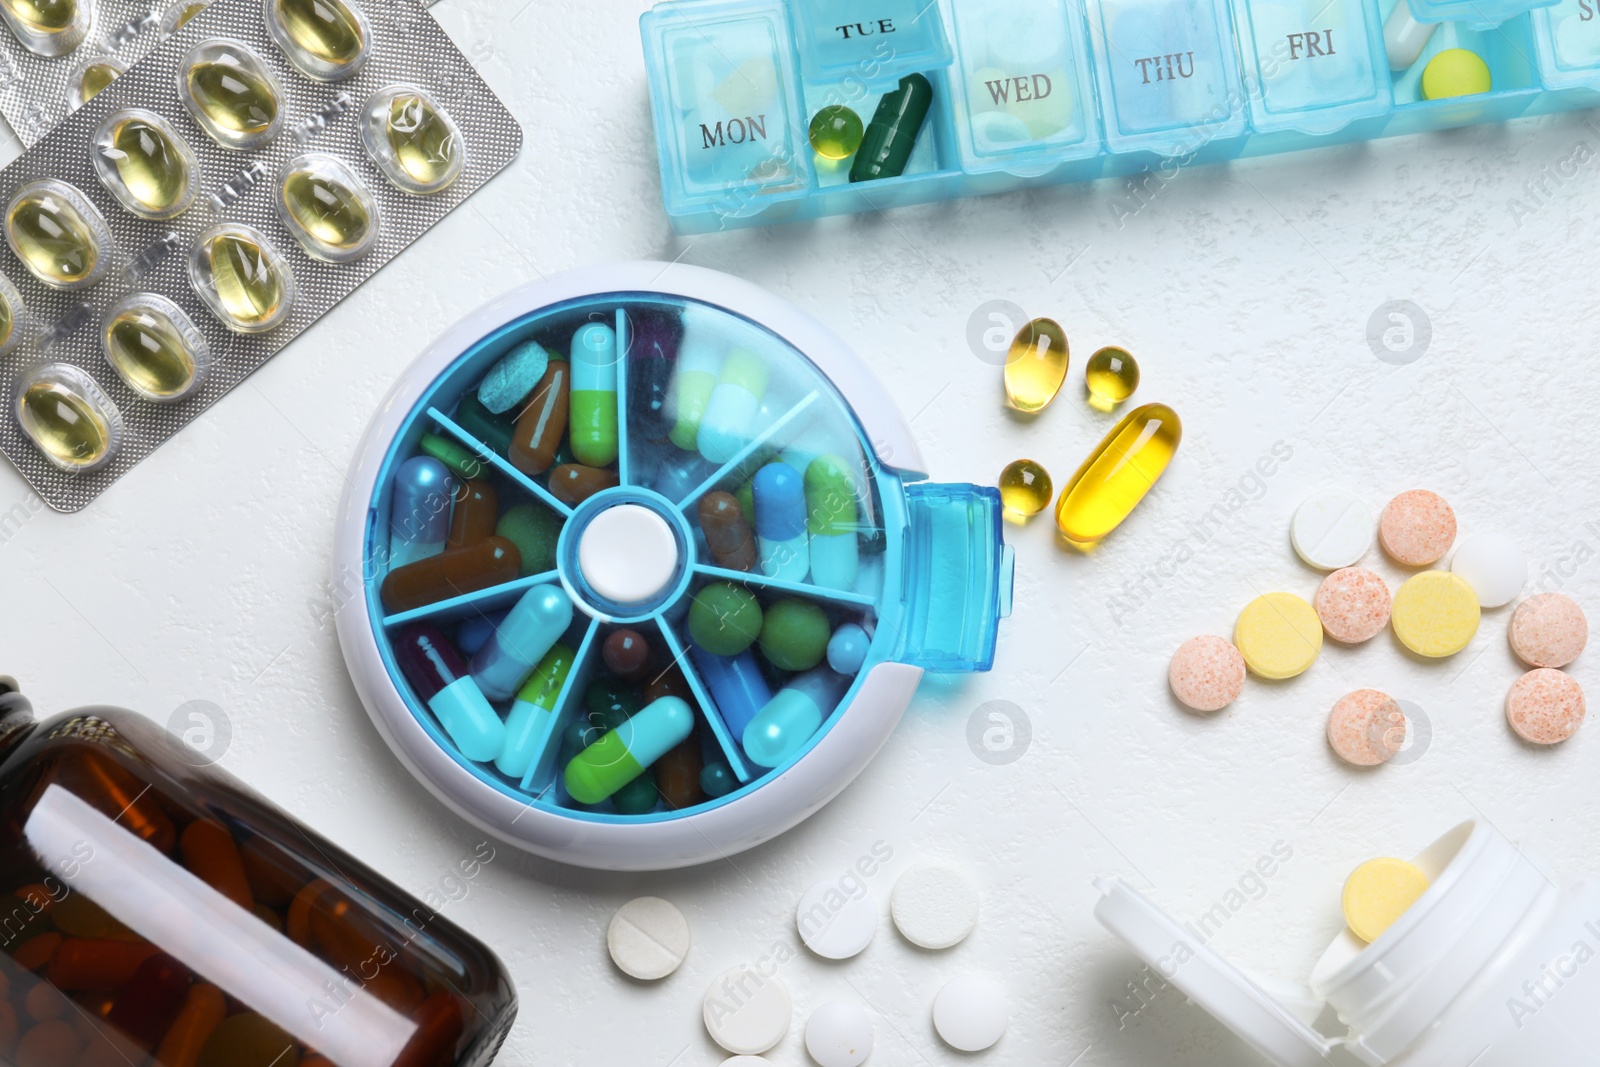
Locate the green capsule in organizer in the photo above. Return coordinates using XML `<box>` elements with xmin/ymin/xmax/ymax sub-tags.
<box><xmin>564</xmin><ymin>696</ymin><xmax>694</xmax><ymax>804</ymax></box>
<box><xmin>697</xmin><ymin>349</ymin><xmax>769</xmax><ymax>464</ymax></box>
<box><xmin>668</xmin><ymin>334</ymin><xmax>720</xmax><ymax>452</ymax></box>
<box><xmin>495</xmin><ymin>643</ymin><xmax>575</xmax><ymax>779</ymax></box>
<box><xmin>569</xmin><ymin>322</ymin><xmax>618</xmax><ymax>467</ymax></box>
<box><xmin>806</xmin><ymin>454</ymin><xmax>859</xmax><ymax>589</ymax></box>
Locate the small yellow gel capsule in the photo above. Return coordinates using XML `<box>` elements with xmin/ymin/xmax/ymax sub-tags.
<box><xmin>1054</xmin><ymin>402</ymin><xmax>1181</xmax><ymax>543</ymax></box>
<box><xmin>1234</xmin><ymin>592</ymin><xmax>1322</xmax><ymax>679</ymax></box>
<box><xmin>1421</xmin><ymin>48</ymin><xmax>1491</xmax><ymax>100</ymax></box>
<box><xmin>998</xmin><ymin>458</ymin><xmax>1052</xmax><ymax>517</ymax></box>
<box><xmin>1085</xmin><ymin>346</ymin><xmax>1139</xmax><ymax>405</ymax></box>
<box><xmin>1004</xmin><ymin>317</ymin><xmax>1068</xmax><ymax>413</ymax></box>
<box><xmin>1391</xmin><ymin>571</ymin><xmax>1479</xmax><ymax>657</ymax></box>
<box><xmin>1343</xmin><ymin>857</ymin><xmax>1430</xmax><ymax>943</ymax></box>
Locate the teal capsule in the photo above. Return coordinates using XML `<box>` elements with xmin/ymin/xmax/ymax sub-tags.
<box><xmin>698</xmin><ymin>348</ymin><xmax>768</xmax><ymax>464</ymax></box>
<box><xmin>701</xmin><ymin>760</ymin><xmax>736</xmax><ymax>798</ymax></box>
<box><xmin>564</xmin><ymin>696</ymin><xmax>695</xmax><ymax>804</ymax></box>
<box><xmin>806</xmin><ymin>455</ymin><xmax>859</xmax><ymax>589</ymax></box>
<box><xmin>850</xmin><ymin>73</ymin><xmax>933</xmax><ymax>183</ymax></box>
<box><xmin>570</xmin><ymin>322</ymin><xmax>618</xmax><ymax>467</ymax></box>
<box><xmin>743</xmin><ymin>668</ymin><xmax>849</xmax><ymax>768</ymax></box>
<box><xmin>495</xmin><ymin>643</ymin><xmax>574</xmax><ymax>779</ymax></box>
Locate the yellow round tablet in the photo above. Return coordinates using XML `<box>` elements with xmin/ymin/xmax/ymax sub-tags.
<box><xmin>1234</xmin><ymin>592</ymin><xmax>1322</xmax><ymax>679</ymax></box>
<box><xmin>1342</xmin><ymin>857</ymin><xmax>1430</xmax><ymax>943</ymax></box>
<box><xmin>1391</xmin><ymin>571</ymin><xmax>1480</xmax><ymax>657</ymax></box>
<box><xmin>1421</xmin><ymin>48</ymin><xmax>1491</xmax><ymax>101</ymax></box>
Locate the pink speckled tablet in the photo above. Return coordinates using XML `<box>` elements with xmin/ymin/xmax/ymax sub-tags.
<box><xmin>1379</xmin><ymin>490</ymin><xmax>1457</xmax><ymax>566</ymax></box>
<box><xmin>1327</xmin><ymin>689</ymin><xmax>1407</xmax><ymax>766</ymax></box>
<box><xmin>1509</xmin><ymin>593</ymin><xmax>1588</xmax><ymax>668</ymax></box>
<box><xmin>1169</xmin><ymin>636</ymin><xmax>1246</xmax><ymax>712</ymax></box>
<box><xmin>1505</xmin><ymin>668</ymin><xmax>1585</xmax><ymax>745</ymax></box>
<box><xmin>1315</xmin><ymin>568</ymin><xmax>1392</xmax><ymax>644</ymax></box>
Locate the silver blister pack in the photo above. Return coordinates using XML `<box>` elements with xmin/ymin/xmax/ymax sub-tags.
<box><xmin>0</xmin><ymin>0</ymin><xmax>521</xmax><ymax>512</ymax></box>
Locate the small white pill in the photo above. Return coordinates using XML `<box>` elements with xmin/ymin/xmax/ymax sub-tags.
<box><xmin>607</xmin><ymin>896</ymin><xmax>689</xmax><ymax>980</ymax></box>
<box><xmin>805</xmin><ymin>1000</ymin><xmax>874</xmax><ymax>1067</ymax></box>
<box><xmin>933</xmin><ymin>974</ymin><xmax>1009</xmax><ymax>1052</ymax></box>
<box><xmin>1291</xmin><ymin>488</ymin><xmax>1374</xmax><ymax>570</ymax></box>
<box><xmin>796</xmin><ymin>877</ymin><xmax>878</xmax><ymax>959</ymax></box>
<box><xmin>705</xmin><ymin>965</ymin><xmax>791</xmax><ymax>1055</ymax></box>
<box><xmin>1450</xmin><ymin>532</ymin><xmax>1526</xmax><ymax>608</ymax></box>
<box><xmin>891</xmin><ymin>864</ymin><xmax>979</xmax><ymax>950</ymax></box>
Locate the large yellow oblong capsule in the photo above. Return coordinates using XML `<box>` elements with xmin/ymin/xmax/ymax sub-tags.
<box><xmin>1054</xmin><ymin>402</ymin><xmax>1181</xmax><ymax>543</ymax></box>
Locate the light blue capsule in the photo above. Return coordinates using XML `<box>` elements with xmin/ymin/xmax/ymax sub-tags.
<box><xmin>753</xmin><ymin>461</ymin><xmax>808</xmax><ymax>581</ymax></box>
<box><xmin>477</xmin><ymin>338</ymin><xmax>550</xmax><ymax>414</ymax></box>
<box><xmin>698</xmin><ymin>349</ymin><xmax>768</xmax><ymax>464</ymax></box>
<box><xmin>456</xmin><ymin>612</ymin><xmax>505</xmax><ymax>657</ymax></box>
<box><xmin>389</xmin><ymin>456</ymin><xmax>454</xmax><ymax>569</ymax></box>
<box><xmin>469</xmin><ymin>584</ymin><xmax>574</xmax><ymax>701</ymax></box>
<box><xmin>826</xmin><ymin>622</ymin><xmax>871</xmax><ymax>675</ymax></box>
<box><xmin>690</xmin><ymin>646</ymin><xmax>771</xmax><ymax>737</ymax></box>
<box><xmin>742</xmin><ymin>668</ymin><xmax>849</xmax><ymax>768</ymax></box>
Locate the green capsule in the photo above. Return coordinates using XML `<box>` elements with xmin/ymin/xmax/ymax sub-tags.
<box><xmin>495</xmin><ymin>503</ymin><xmax>563</xmax><ymax>576</ymax></box>
<box><xmin>419</xmin><ymin>432</ymin><xmax>487</xmax><ymax>480</ymax></box>
<box><xmin>850</xmin><ymin>73</ymin><xmax>933</xmax><ymax>183</ymax></box>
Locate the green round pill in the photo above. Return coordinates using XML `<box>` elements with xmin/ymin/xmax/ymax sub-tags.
<box><xmin>1421</xmin><ymin>48</ymin><xmax>1491</xmax><ymax>100</ymax></box>
<box><xmin>758</xmin><ymin>598</ymin><xmax>830</xmax><ymax>671</ymax></box>
<box><xmin>687</xmin><ymin>581</ymin><xmax>763</xmax><ymax>656</ymax></box>
<box><xmin>496</xmin><ymin>503</ymin><xmax>563</xmax><ymax>576</ymax></box>
<box><xmin>611</xmin><ymin>770</ymin><xmax>659</xmax><ymax>815</ymax></box>
<box><xmin>701</xmin><ymin>761</ymin><xmax>735</xmax><ymax>798</ymax></box>
<box><xmin>585</xmin><ymin>677</ymin><xmax>641</xmax><ymax>730</ymax></box>
<box><xmin>809</xmin><ymin>105</ymin><xmax>864</xmax><ymax>160</ymax></box>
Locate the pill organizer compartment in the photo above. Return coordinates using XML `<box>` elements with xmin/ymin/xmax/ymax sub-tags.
<box><xmin>642</xmin><ymin>0</ymin><xmax>1600</xmax><ymax>230</ymax></box>
<box><xmin>1096</xmin><ymin>820</ymin><xmax>1600</xmax><ymax>1066</ymax></box>
<box><xmin>336</xmin><ymin>263</ymin><xmax>1013</xmax><ymax>870</ymax></box>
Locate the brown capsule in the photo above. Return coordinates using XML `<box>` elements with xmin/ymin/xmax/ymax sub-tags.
<box><xmin>655</xmin><ymin>738</ymin><xmax>703</xmax><ymax>810</ymax></box>
<box><xmin>46</xmin><ymin>939</ymin><xmax>161</xmax><ymax>992</ymax></box>
<box><xmin>547</xmin><ymin>463</ymin><xmax>618</xmax><ymax>506</ymax></box>
<box><xmin>155</xmin><ymin>984</ymin><xmax>227</xmax><ymax>1067</ymax></box>
<box><xmin>644</xmin><ymin>667</ymin><xmax>693</xmax><ymax>704</ymax></box>
<box><xmin>105</xmin><ymin>953</ymin><xmax>189</xmax><ymax>1050</ymax></box>
<box><xmin>238</xmin><ymin>838</ymin><xmax>303</xmax><ymax>908</ymax></box>
<box><xmin>392</xmin><ymin>991</ymin><xmax>464</xmax><ymax>1067</ymax></box>
<box><xmin>602</xmin><ymin>629</ymin><xmax>652</xmax><ymax>681</ymax></box>
<box><xmin>446</xmin><ymin>478</ymin><xmax>498</xmax><ymax>548</ymax></box>
<box><xmin>698</xmin><ymin>491</ymin><xmax>756</xmax><ymax>571</ymax></box>
<box><xmin>509</xmin><ymin>359</ymin><xmax>569</xmax><ymax>476</ymax></box>
<box><xmin>180</xmin><ymin>818</ymin><xmax>254</xmax><ymax>912</ymax></box>
<box><xmin>379</xmin><ymin>536</ymin><xmax>521</xmax><ymax>613</ymax></box>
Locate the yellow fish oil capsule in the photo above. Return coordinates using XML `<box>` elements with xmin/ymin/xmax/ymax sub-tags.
<box><xmin>161</xmin><ymin>0</ymin><xmax>210</xmax><ymax>34</ymax></box>
<box><xmin>361</xmin><ymin>84</ymin><xmax>466</xmax><ymax>195</ymax></box>
<box><xmin>101</xmin><ymin>293</ymin><xmax>211</xmax><ymax>401</ymax></box>
<box><xmin>69</xmin><ymin>56</ymin><xmax>127</xmax><ymax>108</ymax></box>
<box><xmin>0</xmin><ymin>0</ymin><xmax>90</xmax><ymax>56</ymax></box>
<box><xmin>15</xmin><ymin>363</ymin><xmax>124</xmax><ymax>472</ymax></box>
<box><xmin>1054</xmin><ymin>402</ymin><xmax>1181</xmax><ymax>543</ymax></box>
<box><xmin>0</xmin><ymin>273</ymin><xmax>27</xmax><ymax>356</ymax></box>
<box><xmin>998</xmin><ymin>458</ymin><xmax>1052</xmax><ymax>517</ymax></box>
<box><xmin>275</xmin><ymin>153</ymin><xmax>379</xmax><ymax>262</ymax></box>
<box><xmin>1085</xmin><ymin>346</ymin><xmax>1140</xmax><ymax>407</ymax></box>
<box><xmin>92</xmin><ymin>109</ymin><xmax>200</xmax><ymax>220</ymax></box>
<box><xmin>178</xmin><ymin>39</ymin><xmax>285</xmax><ymax>150</ymax></box>
<box><xmin>4</xmin><ymin>179</ymin><xmax>112</xmax><ymax>291</ymax></box>
<box><xmin>265</xmin><ymin>0</ymin><xmax>370</xmax><ymax>81</ymax></box>
<box><xmin>1004</xmin><ymin>317</ymin><xmax>1068</xmax><ymax>413</ymax></box>
<box><xmin>188</xmin><ymin>223</ymin><xmax>295</xmax><ymax>333</ymax></box>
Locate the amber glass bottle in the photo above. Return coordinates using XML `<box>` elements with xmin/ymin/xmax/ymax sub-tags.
<box><xmin>0</xmin><ymin>678</ymin><xmax>515</xmax><ymax>1067</ymax></box>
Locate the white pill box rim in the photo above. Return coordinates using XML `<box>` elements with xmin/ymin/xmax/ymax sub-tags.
<box><xmin>333</xmin><ymin>261</ymin><xmax>927</xmax><ymax>871</ymax></box>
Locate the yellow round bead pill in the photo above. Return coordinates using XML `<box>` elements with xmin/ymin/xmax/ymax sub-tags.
<box><xmin>1391</xmin><ymin>571</ymin><xmax>1480</xmax><ymax>658</ymax></box>
<box><xmin>1421</xmin><ymin>48</ymin><xmax>1491</xmax><ymax>101</ymax></box>
<box><xmin>1234</xmin><ymin>592</ymin><xmax>1323</xmax><ymax>679</ymax></box>
<box><xmin>1342</xmin><ymin>857</ymin><xmax>1430</xmax><ymax>943</ymax></box>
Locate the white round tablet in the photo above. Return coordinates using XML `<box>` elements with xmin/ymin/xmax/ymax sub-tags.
<box><xmin>932</xmin><ymin>974</ymin><xmax>1008</xmax><ymax>1052</ymax></box>
<box><xmin>805</xmin><ymin>1000</ymin><xmax>874</xmax><ymax>1067</ymax></box>
<box><xmin>1291</xmin><ymin>489</ymin><xmax>1374</xmax><ymax>570</ymax></box>
<box><xmin>704</xmin><ymin>965</ymin><xmax>791</xmax><ymax>1055</ymax></box>
<box><xmin>796</xmin><ymin>878</ymin><xmax>878</xmax><ymax>960</ymax></box>
<box><xmin>891</xmin><ymin>865</ymin><xmax>979</xmax><ymax>950</ymax></box>
<box><xmin>607</xmin><ymin>896</ymin><xmax>690</xmax><ymax>980</ymax></box>
<box><xmin>1450</xmin><ymin>532</ymin><xmax>1526</xmax><ymax>608</ymax></box>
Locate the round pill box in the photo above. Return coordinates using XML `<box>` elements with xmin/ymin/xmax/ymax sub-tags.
<box><xmin>335</xmin><ymin>263</ymin><xmax>1013</xmax><ymax>870</ymax></box>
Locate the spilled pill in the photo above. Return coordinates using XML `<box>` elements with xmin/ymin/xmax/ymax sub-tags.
<box><xmin>1449</xmin><ymin>532</ymin><xmax>1526</xmax><ymax>608</ymax></box>
<box><xmin>1327</xmin><ymin>689</ymin><xmax>1406</xmax><ymax>767</ymax></box>
<box><xmin>1391</xmin><ymin>571</ymin><xmax>1479</xmax><ymax>658</ymax></box>
<box><xmin>607</xmin><ymin>897</ymin><xmax>690</xmax><ymax>980</ymax></box>
<box><xmin>1168</xmin><ymin>635</ymin><xmax>1245</xmax><ymax>712</ymax></box>
<box><xmin>1379</xmin><ymin>490</ymin><xmax>1456</xmax><ymax>566</ymax></box>
<box><xmin>1506</xmin><ymin>668</ymin><xmax>1585</xmax><ymax>745</ymax></box>
<box><xmin>1234</xmin><ymin>592</ymin><xmax>1322</xmax><ymax>679</ymax></box>
<box><xmin>1509</xmin><ymin>592</ymin><xmax>1587</xmax><ymax>668</ymax></box>
<box><xmin>891</xmin><ymin>864</ymin><xmax>979</xmax><ymax>950</ymax></box>
<box><xmin>1291</xmin><ymin>488</ymin><xmax>1374</xmax><ymax>571</ymax></box>
<box><xmin>1314</xmin><ymin>567</ymin><xmax>1392</xmax><ymax>644</ymax></box>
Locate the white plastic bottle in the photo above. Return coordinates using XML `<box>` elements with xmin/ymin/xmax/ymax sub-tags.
<box><xmin>1096</xmin><ymin>820</ymin><xmax>1600</xmax><ymax>1065</ymax></box>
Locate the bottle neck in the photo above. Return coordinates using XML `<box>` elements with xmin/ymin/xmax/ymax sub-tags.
<box><xmin>0</xmin><ymin>676</ymin><xmax>37</xmax><ymax>760</ymax></box>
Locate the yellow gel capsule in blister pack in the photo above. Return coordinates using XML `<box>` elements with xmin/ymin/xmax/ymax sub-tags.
<box><xmin>265</xmin><ymin>0</ymin><xmax>370</xmax><ymax>81</ymax></box>
<box><xmin>362</xmin><ymin>84</ymin><xmax>466</xmax><ymax>195</ymax></box>
<box><xmin>92</xmin><ymin>109</ymin><xmax>201</xmax><ymax>221</ymax></box>
<box><xmin>275</xmin><ymin>153</ymin><xmax>380</xmax><ymax>263</ymax></box>
<box><xmin>0</xmin><ymin>273</ymin><xmax>27</xmax><ymax>357</ymax></box>
<box><xmin>14</xmin><ymin>363</ymin><xmax>123</xmax><ymax>472</ymax></box>
<box><xmin>188</xmin><ymin>223</ymin><xmax>296</xmax><ymax>333</ymax></box>
<box><xmin>69</xmin><ymin>56</ymin><xmax>127</xmax><ymax>107</ymax></box>
<box><xmin>4</xmin><ymin>179</ymin><xmax>112</xmax><ymax>291</ymax></box>
<box><xmin>0</xmin><ymin>0</ymin><xmax>90</xmax><ymax>57</ymax></box>
<box><xmin>101</xmin><ymin>292</ymin><xmax>211</xmax><ymax>402</ymax></box>
<box><xmin>178</xmin><ymin>38</ymin><xmax>286</xmax><ymax>150</ymax></box>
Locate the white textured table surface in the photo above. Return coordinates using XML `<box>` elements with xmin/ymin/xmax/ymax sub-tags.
<box><xmin>2</xmin><ymin>3</ymin><xmax>1598</xmax><ymax>1064</ymax></box>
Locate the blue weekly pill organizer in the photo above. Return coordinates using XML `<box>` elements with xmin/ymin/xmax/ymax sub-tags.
<box><xmin>641</xmin><ymin>0</ymin><xmax>1600</xmax><ymax>231</ymax></box>
<box><xmin>335</xmin><ymin>263</ymin><xmax>1013</xmax><ymax>871</ymax></box>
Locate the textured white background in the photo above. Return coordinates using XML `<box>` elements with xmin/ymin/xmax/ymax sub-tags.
<box><xmin>2</xmin><ymin>2</ymin><xmax>1598</xmax><ymax>1063</ymax></box>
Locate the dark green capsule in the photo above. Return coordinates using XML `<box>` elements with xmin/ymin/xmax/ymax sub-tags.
<box><xmin>452</xmin><ymin>394</ymin><xmax>514</xmax><ymax>458</ymax></box>
<box><xmin>849</xmin><ymin>73</ymin><xmax>933</xmax><ymax>183</ymax></box>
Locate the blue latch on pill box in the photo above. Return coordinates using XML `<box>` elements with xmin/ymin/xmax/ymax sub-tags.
<box><xmin>335</xmin><ymin>263</ymin><xmax>1014</xmax><ymax>870</ymax></box>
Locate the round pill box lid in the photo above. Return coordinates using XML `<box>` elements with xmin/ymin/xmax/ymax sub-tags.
<box><xmin>1094</xmin><ymin>878</ymin><xmax>1333</xmax><ymax>1067</ymax></box>
<box><xmin>334</xmin><ymin>263</ymin><xmax>945</xmax><ymax>870</ymax></box>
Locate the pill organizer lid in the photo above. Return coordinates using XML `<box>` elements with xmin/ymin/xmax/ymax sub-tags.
<box><xmin>1094</xmin><ymin>878</ymin><xmax>1334</xmax><ymax>1067</ymax></box>
<box><xmin>788</xmin><ymin>0</ymin><xmax>953</xmax><ymax>86</ymax></box>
